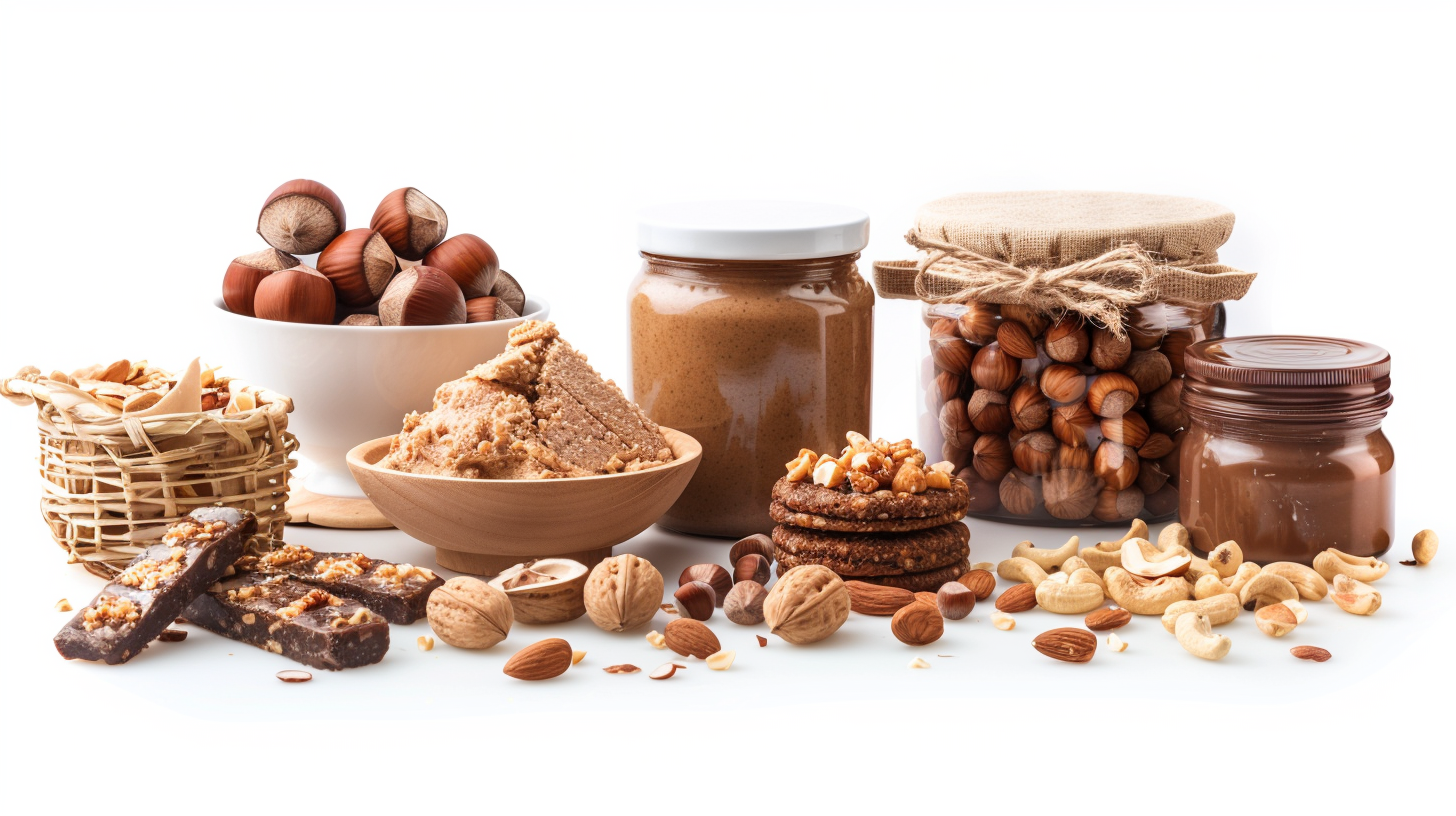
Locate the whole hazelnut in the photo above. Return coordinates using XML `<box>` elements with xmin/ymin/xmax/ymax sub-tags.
<box><xmin>936</xmin><ymin>582</ymin><xmax>976</xmax><ymax>620</ymax></box>
<box><xmin>934</xmin><ymin>370</ymin><xmax>964</xmax><ymax>404</ymax></box>
<box><xmin>1089</xmin><ymin>327</ymin><xmax>1132</xmax><ymax>370</ymax></box>
<box><xmin>957</xmin><ymin>468</ymin><xmax>1001</xmax><ymax>513</ymax></box>
<box><xmin>490</xmin><ymin>269</ymin><xmax>528</xmax><ymax>315</ymax></box>
<box><xmin>256</xmin><ymin>179</ymin><xmax>346</xmax><ymax>255</ymax></box>
<box><xmin>1043</xmin><ymin>468</ymin><xmax>1101</xmax><ymax>520</ymax></box>
<box><xmin>930</xmin><ymin>316</ymin><xmax>960</xmax><ymax>339</ymax></box>
<box><xmin>734</xmin><ymin>553</ymin><xmax>772</xmax><ymax>585</ymax></box>
<box><xmin>1009</xmin><ymin>382</ymin><xmax>1050</xmax><ymax>432</ymax></box>
<box><xmin>956</xmin><ymin>303</ymin><xmax>1001</xmax><ymax>344</ymax></box>
<box><xmin>1144</xmin><ymin>484</ymin><xmax>1180</xmax><ymax>517</ymax></box>
<box><xmin>1051</xmin><ymin>402</ymin><xmax>1097</xmax><ymax>448</ymax></box>
<box><xmin>729</xmin><ymin>533</ymin><xmax>775</xmax><ymax>567</ymax></box>
<box><xmin>1088</xmin><ymin>372</ymin><xmax>1140</xmax><ymax>418</ymax></box>
<box><xmin>1122</xmin><ymin>350</ymin><xmax>1173</xmax><ymax>395</ymax></box>
<box><xmin>996</xmin><ymin>320</ymin><xmax>1039</xmax><ymax>359</ymax></box>
<box><xmin>222</xmin><ymin>248</ymin><xmax>300</xmax><ymax>318</ymax></box>
<box><xmin>1040</xmin><ymin>364</ymin><xmax>1087</xmax><ymax>404</ymax></box>
<box><xmin>971</xmin><ymin>343</ymin><xmax>1020</xmax><ymax>392</ymax></box>
<box><xmin>1138</xmin><ymin>432</ymin><xmax>1176</xmax><ymax>460</ymax></box>
<box><xmin>423</xmin><ymin>233</ymin><xmax>501</xmax><ymax>299</ymax></box>
<box><xmin>1044</xmin><ymin>316</ymin><xmax>1089</xmax><ymax>363</ymax></box>
<box><xmin>967</xmin><ymin>389</ymin><xmax>1012</xmax><ymax>434</ymax></box>
<box><xmin>891</xmin><ymin>600</ymin><xmax>944</xmax><ymax>645</ymax></box>
<box><xmin>426</xmin><ymin>577</ymin><xmax>513</xmax><ymax>649</ymax></box>
<box><xmin>939</xmin><ymin>398</ymin><xmax>978</xmax><ymax>449</ymax></box>
<box><xmin>378</xmin><ymin>267</ymin><xmax>467</xmax><ymax>326</ymax></box>
<box><xmin>1094</xmin><ymin>485</ymin><xmax>1146</xmax><ymax>522</ymax></box>
<box><xmin>724</xmin><ymin>580</ymin><xmax>768</xmax><ymax>625</ymax></box>
<box><xmin>1012</xmin><ymin>431</ymin><xmax>1058</xmax><ymax>476</ymax></box>
<box><xmin>583</xmin><ymin>553</ymin><xmax>664</xmax><ymax>632</ymax></box>
<box><xmin>1137</xmin><ymin>457</ymin><xmax>1172</xmax><ymax>494</ymax></box>
<box><xmin>1057</xmin><ymin>444</ymin><xmax>1093</xmax><ymax>472</ymax></box>
<box><xmin>1100</xmin><ymin>411</ymin><xmax>1150</xmax><ymax>447</ymax></box>
<box><xmin>679</xmin><ymin>563</ymin><xmax>733</xmax><ymax>605</ymax></box>
<box><xmin>253</xmin><ymin>265</ymin><xmax>336</xmax><ymax>325</ymax></box>
<box><xmin>999</xmin><ymin>469</ymin><xmax>1043</xmax><ymax>516</ymax></box>
<box><xmin>1001</xmin><ymin>304</ymin><xmax>1049</xmax><ymax>337</ymax></box>
<box><xmin>673</xmin><ymin>581</ymin><xmax>716</xmax><ymax>621</ymax></box>
<box><xmin>370</xmin><ymin>187</ymin><xmax>448</xmax><ymax>261</ymax></box>
<box><xmin>1146</xmin><ymin>379</ymin><xmax>1188</xmax><ymax>433</ymax></box>
<box><xmin>943</xmin><ymin>441</ymin><xmax>971</xmax><ymax>472</ymax></box>
<box><xmin>339</xmin><ymin>314</ymin><xmax>381</xmax><ymax>327</ymax></box>
<box><xmin>317</xmin><ymin>228</ymin><xmax>399</xmax><ymax>307</ymax></box>
<box><xmin>972</xmin><ymin>433</ymin><xmax>1013</xmax><ymax>482</ymax></box>
<box><xmin>465</xmin><ymin>296</ymin><xmax>518</xmax><ymax>323</ymax></box>
<box><xmin>931</xmin><ymin>336</ymin><xmax>973</xmax><ymax>375</ymax></box>
<box><xmin>1094</xmin><ymin>441</ymin><xmax>1141</xmax><ymax>491</ymax></box>
<box><xmin>763</xmin><ymin>565</ymin><xmax>850</xmax><ymax>645</ymax></box>
<box><xmin>1161</xmin><ymin>328</ymin><xmax>1201</xmax><ymax>377</ymax></box>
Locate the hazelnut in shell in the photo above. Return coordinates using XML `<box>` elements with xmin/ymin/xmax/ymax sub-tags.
<box><xmin>1094</xmin><ymin>441</ymin><xmax>1141</xmax><ymax>491</ymax></box>
<box><xmin>673</xmin><ymin>581</ymin><xmax>716</xmax><ymax>621</ymax></box>
<box><xmin>1088</xmin><ymin>372</ymin><xmax>1140</xmax><ymax>418</ymax></box>
<box><xmin>1123</xmin><ymin>350</ymin><xmax>1173</xmax><ymax>395</ymax></box>
<box><xmin>223</xmin><ymin>247</ymin><xmax>299</xmax><ymax>318</ymax></box>
<box><xmin>1012</xmin><ymin>431</ymin><xmax>1058</xmax><ymax>475</ymax></box>
<box><xmin>1009</xmin><ymin>382</ymin><xmax>1050</xmax><ymax>432</ymax></box>
<box><xmin>1094</xmin><ymin>485</ymin><xmax>1146</xmax><ymax>522</ymax></box>
<box><xmin>1040</xmin><ymin>364</ymin><xmax>1087</xmax><ymax>405</ymax></box>
<box><xmin>256</xmin><ymin>179</ymin><xmax>346</xmax><ymax>255</ymax></box>
<box><xmin>724</xmin><ymin>580</ymin><xmax>768</xmax><ymax>625</ymax></box>
<box><xmin>426</xmin><ymin>577</ymin><xmax>513</xmax><ymax>649</ymax></box>
<box><xmin>1044</xmin><ymin>316</ymin><xmax>1090</xmax><ymax>363</ymax></box>
<box><xmin>490</xmin><ymin>269</ymin><xmax>527</xmax><ymax>315</ymax></box>
<box><xmin>339</xmin><ymin>314</ymin><xmax>381</xmax><ymax>327</ymax></box>
<box><xmin>967</xmin><ymin>389</ymin><xmax>1012</xmax><ymax>434</ymax></box>
<box><xmin>1101</xmin><ymin>411</ymin><xmax>1150</xmax><ymax>447</ymax></box>
<box><xmin>996</xmin><ymin>320</ymin><xmax>1038</xmax><ymax>359</ymax></box>
<box><xmin>583</xmin><ymin>553</ymin><xmax>664</xmax><ymax>632</ymax></box>
<box><xmin>729</xmin><ymin>533</ymin><xmax>775</xmax><ymax>568</ymax></box>
<box><xmin>971</xmin><ymin>343</ymin><xmax>1020</xmax><ymax>392</ymax></box>
<box><xmin>1051</xmin><ymin>402</ymin><xmax>1097</xmax><ymax>448</ymax></box>
<box><xmin>378</xmin><ymin>266</ymin><xmax>467</xmax><ymax>326</ymax></box>
<box><xmin>936</xmin><ymin>582</ymin><xmax>976</xmax><ymax>620</ymax></box>
<box><xmin>465</xmin><ymin>296</ymin><xmax>518</xmax><ymax>324</ymax></box>
<box><xmin>679</xmin><ymin>563</ymin><xmax>733</xmax><ymax>606</ymax></box>
<box><xmin>958</xmin><ymin>468</ymin><xmax>1001</xmax><ymax>513</ymax></box>
<box><xmin>252</xmin><ymin>265</ymin><xmax>337</xmax><ymax>325</ymax></box>
<box><xmin>1089</xmin><ymin>327</ymin><xmax>1132</xmax><ymax>370</ymax></box>
<box><xmin>999</xmin><ymin>469</ymin><xmax>1043</xmax><ymax>515</ymax></box>
<box><xmin>316</xmin><ymin>228</ymin><xmax>399</xmax><ymax>307</ymax></box>
<box><xmin>370</xmin><ymin>187</ymin><xmax>448</xmax><ymax>261</ymax></box>
<box><xmin>487</xmin><ymin>558</ymin><xmax>588</xmax><ymax>625</ymax></box>
<box><xmin>931</xmin><ymin>335</ymin><xmax>973</xmax><ymax>375</ymax></box>
<box><xmin>1043</xmin><ymin>468</ymin><xmax>1101</xmax><ymax>520</ymax></box>
<box><xmin>734</xmin><ymin>553</ymin><xmax>772</xmax><ymax>585</ymax></box>
<box><xmin>763</xmin><ymin>564</ymin><xmax>850</xmax><ymax>645</ymax></box>
<box><xmin>972</xmin><ymin>433</ymin><xmax>1013</xmax><ymax>482</ymax></box>
<box><xmin>956</xmin><ymin>303</ymin><xmax>1001</xmax><ymax>344</ymax></box>
<box><xmin>423</xmin><ymin>233</ymin><xmax>500</xmax><ymax>299</ymax></box>
<box><xmin>939</xmin><ymin>398</ymin><xmax>978</xmax><ymax>449</ymax></box>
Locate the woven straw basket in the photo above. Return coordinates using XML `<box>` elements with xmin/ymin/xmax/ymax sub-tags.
<box><xmin>3</xmin><ymin>369</ymin><xmax>297</xmax><ymax>578</ymax></box>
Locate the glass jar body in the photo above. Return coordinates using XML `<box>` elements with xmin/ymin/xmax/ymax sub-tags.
<box><xmin>1180</xmin><ymin>416</ymin><xmax>1395</xmax><ymax>565</ymax></box>
<box><xmin>917</xmin><ymin>300</ymin><xmax>1224</xmax><ymax>526</ymax></box>
<box><xmin>629</xmin><ymin>253</ymin><xmax>874</xmax><ymax>537</ymax></box>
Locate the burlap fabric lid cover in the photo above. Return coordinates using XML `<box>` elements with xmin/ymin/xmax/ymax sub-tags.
<box><xmin>874</xmin><ymin>191</ymin><xmax>1257</xmax><ymax>335</ymax></box>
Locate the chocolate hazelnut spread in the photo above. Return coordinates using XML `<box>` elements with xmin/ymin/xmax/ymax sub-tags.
<box><xmin>1179</xmin><ymin>336</ymin><xmax>1395</xmax><ymax>566</ymax></box>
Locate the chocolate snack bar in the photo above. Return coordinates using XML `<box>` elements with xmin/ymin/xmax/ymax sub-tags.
<box><xmin>235</xmin><ymin>544</ymin><xmax>442</xmax><ymax>624</ymax></box>
<box><xmin>54</xmin><ymin>507</ymin><xmax>256</xmax><ymax>665</ymax></box>
<box><xmin>184</xmin><ymin>572</ymin><xmax>389</xmax><ymax>670</ymax></box>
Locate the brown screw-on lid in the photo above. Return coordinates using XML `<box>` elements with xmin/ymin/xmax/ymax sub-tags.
<box><xmin>1185</xmin><ymin>336</ymin><xmax>1391</xmax><ymax>388</ymax></box>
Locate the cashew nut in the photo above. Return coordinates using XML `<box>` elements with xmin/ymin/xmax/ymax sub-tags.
<box><xmin>1193</xmin><ymin>574</ymin><xmax>1233</xmax><ymax>600</ymax></box>
<box><xmin>1239</xmin><ymin>572</ymin><xmax>1299</xmax><ymax>610</ymax></box>
<box><xmin>997</xmin><ymin>557</ymin><xmax>1050</xmax><ymax>587</ymax></box>
<box><xmin>1331</xmin><ymin>574</ymin><xmax>1382</xmax><ymax>615</ymax></box>
<box><xmin>1207</xmin><ymin>541</ymin><xmax>1243</xmax><ymax>579</ymax></box>
<box><xmin>1011</xmin><ymin>536</ymin><xmax>1080</xmax><ymax>572</ymax></box>
<box><xmin>1312</xmin><ymin>549</ymin><xmax>1390</xmax><ymax>583</ymax></box>
<box><xmin>1224</xmin><ymin>562</ymin><xmax>1263</xmax><ymax>596</ymax></box>
<box><xmin>1254</xmin><ymin>599</ymin><xmax>1306</xmax><ymax>637</ymax></box>
<box><xmin>1077</xmin><ymin>546</ymin><xmax>1123</xmax><ymax>576</ymax></box>
<box><xmin>1157</xmin><ymin>523</ymin><xmax>1192</xmax><ymax>553</ymax></box>
<box><xmin>1095</xmin><ymin>518</ymin><xmax>1150</xmax><ymax>553</ymax></box>
<box><xmin>1121</xmin><ymin>538</ymin><xmax>1192</xmax><ymax>578</ymax></box>
<box><xmin>1066</xmin><ymin>567</ymin><xmax>1105</xmax><ymax>592</ymax></box>
<box><xmin>1060</xmin><ymin>555</ymin><xmax>1093</xmax><ymax>575</ymax></box>
<box><xmin>1175</xmin><ymin>612</ymin><xmax>1231</xmax><ymax>661</ymax></box>
<box><xmin>1185</xmin><ymin>556</ymin><xmax>1221</xmax><ymax>585</ymax></box>
<box><xmin>1103</xmin><ymin>567</ymin><xmax>1192</xmax><ymax>615</ymax></box>
<box><xmin>1160</xmin><ymin>593</ymin><xmax>1241</xmax><ymax>633</ymax></box>
<box><xmin>1035</xmin><ymin>578</ymin><xmax>1105</xmax><ymax>614</ymax></box>
<box><xmin>1260</xmin><ymin>562</ymin><xmax>1328</xmax><ymax>601</ymax></box>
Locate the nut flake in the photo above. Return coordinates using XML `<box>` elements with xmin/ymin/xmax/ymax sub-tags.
<box><xmin>646</xmin><ymin>630</ymin><xmax>667</xmax><ymax>649</ymax></box>
<box><xmin>256</xmin><ymin>544</ymin><xmax>315</xmax><ymax>569</ymax></box>
<box><xmin>908</xmin><ymin>657</ymin><xmax>932</xmax><ymax>669</ymax></box>
<box><xmin>55</xmin><ymin>598</ymin><xmax>72</xmax><ymax>612</ymax></box>
<box><xmin>604</xmin><ymin>664</ymin><xmax>641</xmax><ymax>674</ymax></box>
<box><xmin>418</xmin><ymin>635</ymin><xmax>435</xmax><ymax>651</ymax></box>
<box><xmin>278</xmin><ymin>589</ymin><xmax>339</xmax><ymax>619</ymax></box>
<box><xmin>314</xmin><ymin>553</ymin><xmax>372</xmax><ymax>581</ymax></box>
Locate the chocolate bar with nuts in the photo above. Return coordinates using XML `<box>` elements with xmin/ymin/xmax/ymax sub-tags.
<box><xmin>184</xmin><ymin>572</ymin><xmax>389</xmax><ymax>670</ymax></box>
<box><xmin>234</xmin><ymin>544</ymin><xmax>442</xmax><ymax>624</ymax></box>
<box><xmin>54</xmin><ymin>507</ymin><xmax>256</xmax><ymax>665</ymax></box>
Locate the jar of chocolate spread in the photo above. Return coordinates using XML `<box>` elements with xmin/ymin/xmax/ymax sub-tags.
<box><xmin>629</xmin><ymin>201</ymin><xmax>874</xmax><ymax>537</ymax></box>
<box><xmin>1180</xmin><ymin>336</ymin><xmax>1395</xmax><ymax>565</ymax></box>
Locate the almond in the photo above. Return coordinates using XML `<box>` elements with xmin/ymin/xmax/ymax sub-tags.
<box><xmin>1032</xmin><ymin>628</ymin><xmax>1098</xmax><ymax>663</ymax></box>
<box><xmin>956</xmin><ymin>569</ymin><xmax>997</xmax><ymax>601</ymax></box>
<box><xmin>914</xmin><ymin>591</ymin><xmax>938</xmax><ymax>607</ymax></box>
<box><xmin>995</xmin><ymin>582</ymin><xmax>1038</xmax><ymax>613</ymax></box>
<box><xmin>502</xmin><ymin>638</ymin><xmax>573</xmax><ymax>680</ymax></box>
<box><xmin>664</xmin><ymin>618</ymin><xmax>720</xmax><ymax>659</ymax></box>
<box><xmin>845</xmin><ymin>580</ymin><xmax>915</xmax><ymax>616</ymax></box>
<box><xmin>1084</xmin><ymin>607</ymin><xmax>1132</xmax><ymax>631</ymax></box>
<box><xmin>1290</xmin><ymin>645</ymin><xmax>1332</xmax><ymax>662</ymax></box>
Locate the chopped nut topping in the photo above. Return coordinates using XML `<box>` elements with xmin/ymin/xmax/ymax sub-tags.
<box><xmin>784</xmin><ymin>451</ymin><xmax>815</xmax><ymax>482</ymax></box>
<box><xmin>646</xmin><ymin>630</ymin><xmax>667</xmax><ymax>649</ymax></box>
<box><xmin>276</xmin><ymin>589</ymin><xmax>338</xmax><ymax>619</ymax></box>
<box><xmin>370</xmin><ymin>563</ymin><xmax>434</xmax><ymax>586</ymax></box>
<box><xmin>81</xmin><ymin>595</ymin><xmax>140</xmax><ymax>631</ymax></box>
<box><xmin>256</xmin><ymin>544</ymin><xmax>315</xmax><ymax>568</ymax></box>
<box><xmin>116</xmin><ymin>552</ymin><xmax>186</xmax><ymax>591</ymax></box>
<box><xmin>314</xmin><ymin>553</ymin><xmax>372</xmax><ymax>582</ymax></box>
<box><xmin>812</xmin><ymin>458</ymin><xmax>847</xmax><ymax>489</ymax></box>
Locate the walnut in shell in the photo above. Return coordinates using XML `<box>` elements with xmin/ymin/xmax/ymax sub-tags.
<box><xmin>763</xmin><ymin>564</ymin><xmax>850</xmax><ymax>645</ymax></box>
<box><xmin>488</xmin><ymin>558</ymin><xmax>589</xmax><ymax>625</ymax></box>
<box><xmin>426</xmin><ymin>577</ymin><xmax>513</xmax><ymax>649</ymax></box>
<box><xmin>583</xmin><ymin>554</ymin><xmax>664</xmax><ymax>632</ymax></box>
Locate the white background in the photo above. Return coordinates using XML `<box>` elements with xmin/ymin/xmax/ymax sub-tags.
<box><xmin>1</xmin><ymin>1</ymin><xmax>1452</xmax><ymax>813</ymax></box>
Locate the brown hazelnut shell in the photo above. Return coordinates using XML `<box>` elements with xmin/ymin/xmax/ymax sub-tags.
<box><xmin>317</xmin><ymin>229</ymin><xmax>399</xmax><ymax>307</ymax></box>
<box><xmin>223</xmin><ymin>248</ymin><xmax>299</xmax><ymax>317</ymax></box>
<box><xmin>422</xmin><ymin>233</ymin><xmax>501</xmax><ymax>299</ymax></box>
<box><xmin>252</xmin><ymin>265</ymin><xmax>336</xmax><ymax>325</ymax></box>
<box><xmin>971</xmin><ymin>343</ymin><xmax>1020</xmax><ymax>392</ymax></box>
<box><xmin>370</xmin><ymin>187</ymin><xmax>448</xmax><ymax>261</ymax></box>
<box><xmin>378</xmin><ymin>266</ymin><xmax>467</xmax><ymax>326</ymax></box>
<box><xmin>256</xmin><ymin>179</ymin><xmax>346</xmax><ymax>255</ymax></box>
<box><xmin>1045</xmin><ymin>316</ymin><xmax>1090</xmax><ymax>363</ymax></box>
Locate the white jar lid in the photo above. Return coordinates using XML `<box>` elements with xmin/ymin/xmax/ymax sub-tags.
<box><xmin>637</xmin><ymin>200</ymin><xmax>870</xmax><ymax>261</ymax></box>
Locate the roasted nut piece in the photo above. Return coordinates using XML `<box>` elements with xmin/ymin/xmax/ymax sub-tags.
<box><xmin>679</xmin><ymin>563</ymin><xmax>733</xmax><ymax>605</ymax></box>
<box><xmin>1040</xmin><ymin>364</ymin><xmax>1087</xmax><ymax>404</ymax></box>
<box><xmin>724</xmin><ymin>581</ymin><xmax>768</xmax><ymax>625</ymax></box>
<box><xmin>1032</xmin><ymin>628</ymin><xmax>1097</xmax><ymax>663</ymax></box>
<box><xmin>997</xmin><ymin>320</ymin><xmax>1039</xmax><ymax>359</ymax></box>
<box><xmin>972</xmin><ymin>433</ymin><xmax>1013</xmax><ymax>482</ymax></box>
<box><xmin>1313</xmin><ymin>548</ymin><xmax>1390</xmax><ymax>583</ymax></box>
<box><xmin>967</xmin><ymin>389</ymin><xmax>1012</xmax><ymax>434</ymax></box>
<box><xmin>664</xmin><ymin>618</ymin><xmax>721</xmax><ymax>658</ymax></box>
<box><xmin>1160</xmin><ymin>594</ymin><xmax>1241</xmax><ymax>633</ymax></box>
<box><xmin>936</xmin><ymin>582</ymin><xmax>976</xmax><ymax>620</ymax></box>
<box><xmin>1044</xmin><ymin>316</ymin><xmax>1089</xmax><ymax>363</ymax></box>
<box><xmin>1255</xmin><ymin>600</ymin><xmax>1307</xmax><ymax>637</ymax></box>
<box><xmin>729</xmin><ymin>533</ymin><xmax>775</xmax><ymax>567</ymax></box>
<box><xmin>1051</xmin><ymin>402</ymin><xmax>1097</xmax><ymax>448</ymax></box>
<box><xmin>583</xmin><ymin>554</ymin><xmax>665</xmax><ymax>632</ymax></box>
<box><xmin>891</xmin><ymin>601</ymin><xmax>944</xmax><ymax>645</ymax></box>
<box><xmin>1260</xmin><ymin>562</ymin><xmax>1329</xmax><ymax>601</ymax></box>
<box><xmin>1412</xmin><ymin>529</ymin><xmax>1439</xmax><ymax>565</ymax></box>
<box><xmin>1089</xmin><ymin>327</ymin><xmax>1132</xmax><ymax>370</ymax></box>
<box><xmin>956</xmin><ymin>569</ymin><xmax>997</xmax><ymax>600</ymax></box>
<box><xmin>673</xmin><ymin>581</ymin><xmax>716</xmax><ymax>621</ymax></box>
<box><xmin>999</xmin><ymin>469</ymin><xmax>1042</xmax><ymax>515</ymax></box>
<box><xmin>1087</xmin><ymin>372</ymin><xmax>1140</xmax><ymax>418</ymax></box>
<box><xmin>1331</xmin><ymin>574</ymin><xmax>1382</xmax><ymax>615</ymax></box>
<box><xmin>1290</xmin><ymin>645</ymin><xmax>1333</xmax><ymax>662</ymax></box>
<box><xmin>488</xmin><ymin>558</ymin><xmax>589</xmax><ymax>624</ymax></box>
<box><xmin>426</xmin><ymin>577</ymin><xmax>513</xmax><ymax>649</ymax></box>
<box><xmin>763</xmin><ymin>565</ymin><xmax>851</xmax><ymax>644</ymax></box>
<box><xmin>971</xmin><ymin>343</ymin><xmax>1021</xmax><ymax>392</ymax></box>
<box><xmin>1174</xmin><ymin>613</ymin><xmax>1230</xmax><ymax>661</ymax></box>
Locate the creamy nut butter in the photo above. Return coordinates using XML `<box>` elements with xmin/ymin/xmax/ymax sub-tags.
<box><xmin>1180</xmin><ymin>336</ymin><xmax>1394</xmax><ymax>565</ymax></box>
<box><xmin>629</xmin><ymin>202</ymin><xmax>874</xmax><ymax>537</ymax></box>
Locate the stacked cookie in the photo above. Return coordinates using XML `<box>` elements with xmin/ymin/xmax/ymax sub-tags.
<box><xmin>770</xmin><ymin>434</ymin><xmax>973</xmax><ymax>592</ymax></box>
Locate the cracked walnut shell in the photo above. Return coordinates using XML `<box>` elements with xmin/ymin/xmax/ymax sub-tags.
<box><xmin>583</xmin><ymin>554</ymin><xmax>664</xmax><ymax>632</ymax></box>
<box><xmin>426</xmin><ymin>577</ymin><xmax>514</xmax><ymax>649</ymax></box>
<box><xmin>763</xmin><ymin>564</ymin><xmax>850</xmax><ymax>645</ymax></box>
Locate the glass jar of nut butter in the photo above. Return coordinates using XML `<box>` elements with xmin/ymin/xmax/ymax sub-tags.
<box><xmin>629</xmin><ymin>201</ymin><xmax>874</xmax><ymax>537</ymax></box>
<box><xmin>1180</xmin><ymin>336</ymin><xmax>1395</xmax><ymax>565</ymax></box>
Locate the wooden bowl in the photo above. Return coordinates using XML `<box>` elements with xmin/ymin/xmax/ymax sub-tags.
<box><xmin>346</xmin><ymin>428</ymin><xmax>702</xmax><ymax>575</ymax></box>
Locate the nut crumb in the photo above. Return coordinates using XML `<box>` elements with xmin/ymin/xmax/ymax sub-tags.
<box><xmin>55</xmin><ymin>598</ymin><xmax>72</xmax><ymax>612</ymax></box>
<box><xmin>908</xmin><ymin>657</ymin><xmax>931</xmax><ymax>669</ymax></box>
<box><xmin>705</xmin><ymin>650</ymin><xmax>735</xmax><ymax>671</ymax></box>
<box><xmin>1291</xmin><ymin>645</ymin><xmax>1332</xmax><ymax>662</ymax></box>
<box><xmin>604</xmin><ymin>664</ymin><xmax>640</xmax><ymax>674</ymax></box>
<box><xmin>756</xmin><ymin>635</ymin><xmax>767</xmax><ymax>647</ymax></box>
<box><xmin>157</xmin><ymin>629</ymin><xmax>188</xmax><ymax>643</ymax></box>
<box><xmin>1107</xmin><ymin>632</ymin><xmax>1128</xmax><ymax>652</ymax></box>
<box><xmin>417</xmin><ymin>635</ymin><xmax>435</xmax><ymax>652</ymax></box>
<box><xmin>1399</xmin><ymin>559</ymin><xmax>1418</xmax><ymax>566</ymax></box>
<box><xmin>571</xmin><ymin>649</ymin><xmax>586</xmax><ymax>665</ymax></box>
<box><xmin>276</xmin><ymin>670</ymin><xmax>312</xmax><ymax>683</ymax></box>
<box><xmin>646</xmin><ymin>630</ymin><xmax>667</xmax><ymax>649</ymax></box>
<box><xmin>991</xmin><ymin>611</ymin><xmax>1016</xmax><ymax>630</ymax></box>
<box><xmin>660</xmin><ymin>604</ymin><xmax>677</xmax><ymax>614</ymax></box>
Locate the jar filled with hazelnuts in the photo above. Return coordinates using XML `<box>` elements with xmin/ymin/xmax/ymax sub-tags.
<box><xmin>875</xmin><ymin>191</ymin><xmax>1257</xmax><ymax>526</ymax></box>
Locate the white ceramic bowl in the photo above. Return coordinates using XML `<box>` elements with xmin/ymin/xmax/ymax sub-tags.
<box><xmin>211</xmin><ymin>297</ymin><xmax>549</xmax><ymax>497</ymax></box>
